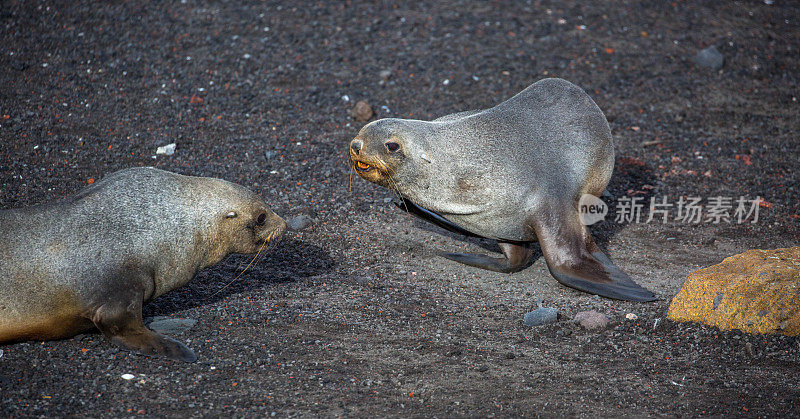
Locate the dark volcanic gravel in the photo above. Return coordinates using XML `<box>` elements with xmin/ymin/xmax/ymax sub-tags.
<box><xmin>1</xmin><ymin>1</ymin><xmax>799</xmax><ymax>417</ymax></box>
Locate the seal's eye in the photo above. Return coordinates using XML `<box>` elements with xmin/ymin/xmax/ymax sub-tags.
<box><xmin>226</xmin><ymin>211</ymin><xmax>238</xmax><ymax>219</ymax></box>
<box><xmin>385</xmin><ymin>141</ymin><xmax>400</xmax><ymax>152</ymax></box>
<box><xmin>256</xmin><ymin>212</ymin><xmax>267</xmax><ymax>226</ymax></box>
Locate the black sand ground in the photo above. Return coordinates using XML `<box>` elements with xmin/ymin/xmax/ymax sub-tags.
<box><xmin>1</xmin><ymin>1</ymin><xmax>798</xmax><ymax>416</ymax></box>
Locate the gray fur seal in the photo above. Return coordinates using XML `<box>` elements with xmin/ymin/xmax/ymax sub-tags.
<box><xmin>349</xmin><ymin>78</ymin><xmax>656</xmax><ymax>302</ymax></box>
<box><xmin>0</xmin><ymin>167</ymin><xmax>287</xmax><ymax>361</ymax></box>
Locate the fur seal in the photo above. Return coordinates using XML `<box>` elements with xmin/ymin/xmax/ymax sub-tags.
<box><xmin>349</xmin><ymin>78</ymin><xmax>656</xmax><ymax>302</ymax></box>
<box><xmin>0</xmin><ymin>167</ymin><xmax>286</xmax><ymax>361</ymax></box>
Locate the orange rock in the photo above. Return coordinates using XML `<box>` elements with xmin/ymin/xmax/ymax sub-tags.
<box><xmin>667</xmin><ymin>247</ymin><xmax>800</xmax><ymax>336</ymax></box>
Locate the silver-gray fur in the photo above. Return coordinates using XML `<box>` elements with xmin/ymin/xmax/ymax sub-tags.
<box><xmin>350</xmin><ymin>78</ymin><xmax>656</xmax><ymax>302</ymax></box>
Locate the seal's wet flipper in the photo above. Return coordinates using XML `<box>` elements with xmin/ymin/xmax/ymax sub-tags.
<box><xmin>530</xmin><ymin>212</ymin><xmax>657</xmax><ymax>302</ymax></box>
<box><xmin>441</xmin><ymin>242</ymin><xmax>533</xmax><ymax>273</ymax></box>
<box><xmin>393</xmin><ymin>198</ymin><xmax>481</xmax><ymax>238</ymax></box>
<box><xmin>92</xmin><ymin>288</ymin><xmax>198</xmax><ymax>362</ymax></box>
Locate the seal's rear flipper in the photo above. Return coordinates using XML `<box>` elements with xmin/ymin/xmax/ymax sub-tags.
<box><xmin>92</xmin><ymin>289</ymin><xmax>198</xmax><ymax>362</ymax></box>
<box><xmin>544</xmin><ymin>250</ymin><xmax>657</xmax><ymax>302</ymax></box>
<box><xmin>530</xmin><ymin>212</ymin><xmax>657</xmax><ymax>302</ymax></box>
<box><xmin>440</xmin><ymin>242</ymin><xmax>533</xmax><ymax>274</ymax></box>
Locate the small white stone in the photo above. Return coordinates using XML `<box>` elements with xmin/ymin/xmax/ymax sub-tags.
<box><xmin>121</xmin><ymin>374</ymin><xmax>135</xmax><ymax>380</ymax></box>
<box><xmin>626</xmin><ymin>313</ymin><xmax>638</xmax><ymax>320</ymax></box>
<box><xmin>156</xmin><ymin>143</ymin><xmax>176</xmax><ymax>156</ymax></box>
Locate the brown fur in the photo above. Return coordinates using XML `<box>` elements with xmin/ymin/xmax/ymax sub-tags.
<box><xmin>0</xmin><ymin>167</ymin><xmax>287</xmax><ymax>361</ymax></box>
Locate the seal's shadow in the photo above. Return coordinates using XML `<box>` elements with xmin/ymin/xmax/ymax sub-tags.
<box><xmin>405</xmin><ymin>156</ymin><xmax>657</xmax><ymax>266</ymax></box>
<box><xmin>143</xmin><ymin>238</ymin><xmax>335</xmax><ymax>317</ymax></box>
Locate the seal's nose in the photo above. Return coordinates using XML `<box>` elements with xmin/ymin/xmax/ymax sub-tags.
<box><xmin>350</xmin><ymin>139</ymin><xmax>363</xmax><ymax>155</ymax></box>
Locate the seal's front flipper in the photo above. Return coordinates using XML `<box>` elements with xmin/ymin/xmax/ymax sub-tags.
<box><xmin>109</xmin><ymin>329</ymin><xmax>197</xmax><ymax>363</ymax></box>
<box><xmin>441</xmin><ymin>242</ymin><xmax>533</xmax><ymax>274</ymax></box>
<box><xmin>92</xmin><ymin>290</ymin><xmax>198</xmax><ymax>362</ymax></box>
<box><xmin>393</xmin><ymin>198</ymin><xmax>481</xmax><ymax>238</ymax></box>
<box><xmin>530</xmin><ymin>212</ymin><xmax>657</xmax><ymax>302</ymax></box>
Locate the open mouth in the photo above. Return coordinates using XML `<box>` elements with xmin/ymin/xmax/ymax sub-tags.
<box><xmin>354</xmin><ymin>160</ymin><xmax>372</xmax><ymax>172</ymax></box>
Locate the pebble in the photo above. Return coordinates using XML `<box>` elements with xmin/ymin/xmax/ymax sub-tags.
<box><xmin>121</xmin><ymin>374</ymin><xmax>136</xmax><ymax>380</ymax></box>
<box><xmin>156</xmin><ymin>143</ymin><xmax>176</xmax><ymax>156</ymax></box>
<box><xmin>349</xmin><ymin>100</ymin><xmax>373</xmax><ymax>122</ymax></box>
<box><xmin>288</xmin><ymin>214</ymin><xmax>313</xmax><ymax>231</ymax></box>
<box><xmin>573</xmin><ymin>310</ymin><xmax>610</xmax><ymax>330</ymax></box>
<box><xmin>523</xmin><ymin>307</ymin><xmax>558</xmax><ymax>326</ymax></box>
<box><xmin>146</xmin><ymin>317</ymin><xmax>197</xmax><ymax>335</ymax></box>
<box><xmin>695</xmin><ymin>45</ymin><xmax>724</xmax><ymax>70</ymax></box>
<box><xmin>378</xmin><ymin>69</ymin><xmax>392</xmax><ymax>80</ymax></box>
<box><xmin>626</xmin><ymin>313</ymin><xmax>639</xmax><ymax>320</ymax></box>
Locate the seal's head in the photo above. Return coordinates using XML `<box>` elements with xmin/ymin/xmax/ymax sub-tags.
<box><xmin>221</xmin><ymin>200</ymin><xmax>286</xmax><ymax>254</ymax></box>
<box><xmin>349</xmin><ymin>118</ymin><xmax>432</xmax><ymax>191</ymax></box>
<box><xmin>203</xmin><ymin>181</ymin><xmax>287</xmax><ymax>257</ymax></box>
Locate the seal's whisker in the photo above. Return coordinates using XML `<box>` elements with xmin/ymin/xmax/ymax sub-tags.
<box><xmin>379</xmin><ymin>161</ymin><xmax>405</xmax><ymax>206</ymax></box>
<box><xmin>349</xmin><ymin>161</ymin><xmax>354</xmax><ymax>193</ymax></box>
<box><xmin>254</xmin><ymin>232</ymin><xmax>282</xmax><ymax>265</ymax></box>
<box><xmin>209</xmin><ymin>236</ymin><xmax>269</xmax><ymax>299</ymax></box>
<box><xmin>383</xmin><ymin>171</ymin><xmax>402</xmax><ymax>202</ymax></box>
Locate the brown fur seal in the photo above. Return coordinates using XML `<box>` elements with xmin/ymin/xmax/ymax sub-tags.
<box><xmin>349</xmin><ymin>78</ymin><xmax>656</xmax><ymax>302</ymax></box>
<box><xmin>0</xmin><ymin>167</ymin><xmax>287</xmax><ymax>361</ymax></box>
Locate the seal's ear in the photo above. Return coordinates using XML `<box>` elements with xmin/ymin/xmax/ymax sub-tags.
<box><xmin>225</xmin><ymin>211</ymin><xmax>237</xmax><ymax>219</ymax></box>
